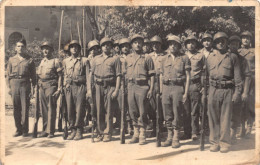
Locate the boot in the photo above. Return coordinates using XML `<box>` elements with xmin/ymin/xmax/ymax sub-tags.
<box><xmin>161</xmin><ymin>128</ymin><xmax>173</xmax><ymax>147</ymax></box>
<box><xmin>237</xmin><ymin>123</ymin><xmax>245</xmax><ymax>138</ymax></box>
<box><xmin>128</xmin><ymin>126</ymin><xmax>139</xmax><ymax>144</ymax></box>
<box><xmin>127</xmin><ymin>122</ymin><xmax>134</xmax><ymax>136</ymax></box>
<box><xmin>67</xmin><ymin>128</ymin><xmax>76</xmax><ymax>140</ymax></box>
<box><xmin>150</xmin><ymin>120</ymin><xmax>156</xmax><ymax>137</ymax></box>
<box><xmin>139</xmin><ymin>126</ymin><xmax>146</xmax><ymax>145</ymax></box>
<box><xmin>231</xmin><ymin>128</ymin><xmax>237</xmax><ymax>144</ymax></box>
<box><xmin>103</xmin><ymin>134</ymin><xmax>112</xmax><ymax>142</ymax></box>
<box><xmin>245</xmin><ymin>126</ymin><xmax>252</xmax><ymax>138</ymax></box>
<box><xmin>74</xmin><ymin>128</ymin><xmax>83</xmax><ymax>140</ymax></box>
<box><xmin>172</xmin><ymin>129</ymin><xmax>180</xmax><ymax>148</ymax></box>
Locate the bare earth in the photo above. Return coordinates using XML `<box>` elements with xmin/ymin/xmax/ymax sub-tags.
<box><xmin>5</xmin><ymin>114</ymin><xmax>256</xmax><ymax>165</ymax></box>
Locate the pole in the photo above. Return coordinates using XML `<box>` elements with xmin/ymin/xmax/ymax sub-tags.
<box><xmin>58</xmin><ymin>10</ymin><xmax>64</xmax><ymax>54</ymax></box>
<box><xmin>77</xmin><ymin>20</ymin><xmax>83</xmax><ymax>55</ymax></box>
<box><xmin>82</xmin><ymin>7</ymin><xmax>86</xmax><ymax>57</ymax></box>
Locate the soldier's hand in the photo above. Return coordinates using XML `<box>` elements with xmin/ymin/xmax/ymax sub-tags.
<box><xmin>111</xmin><ymin>90</ymin><xmax>119</xmax><ymax>100</ymax></box>
<box><xmin>146</xmin><ymin>90</ymin><xmax>152</xmax><ymax>99</ymax></box>
<box><xmin>8</xmin><ymin>89</ymin><xmax>12</xmax><ymax>96</ymax></box>
<box><xmin>241</xmin><ymin>93</ymin><xmax>248</xmax><ymax>102</ymax></box>
<box><xmin>232</xmin><ymin>93</ymin><xmax>240</xmax><ymax>103</ymax></box>
<box><xmin>86</xmin><ymin>92</ymin><xmax>92</xmax><ymax>100</ymax></box>
<box><xmin>182</xmin><ymin>94</ymin><xmax>188</xmax><ymax>104</ymax></box>
<box><xmin>52</xmin><ymin>90</ymin><xmax>61</xmax><ymax>98</ymax></box>
<box><xmin>200</xmin><ymin>88</ymin><xmax>204</xmax><ymax>94</ymax></box>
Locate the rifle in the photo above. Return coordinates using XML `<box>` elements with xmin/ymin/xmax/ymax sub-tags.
<box><xmin>156</xmin><ymin>74</ymin><xmax>161</xmax><ymax>147</ymax></box>
<box><xmin>89</xmin><ymin>97</ymin><xmax>96</xmax><ymax>143</ymax></box>
<box><xmin>200</xmin><ymin>63</ymin><xmax>208</xmax><ymax>151</ymax></box>
<box><xmin>32</xmin><ymin>75</ymin><xmax>39</xmax><ymax>138</ymax></box>
<box><xmin>120</xmin><ymin>75</ymin><xmax>126</xmax><ymax>144</ymax></box>
<box><xmin>61</xmin><ymin>89</ymin><xmax>68</xmax><ymax>140</ymax></box>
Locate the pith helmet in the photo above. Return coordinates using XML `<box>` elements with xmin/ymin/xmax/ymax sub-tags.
<box><xmin>150</xmin><ymin>35</ymin><xmax>162</xmax><ymax>44</ymax></box>
<box><xmin>241</xmin><ymin>31</ymin><xmax>253</xmax><ymax>38</ymax></box>
<box><xmin>119</xmin><ymin>38</ymin><xmax>131</xmax><ymax>46</ymax></box>
<box><xmin>167</xmin><ymin>35</ymin><xmax>181</xmax><ymax>45</ymax></box>
<box><xmin>41</xmin><ymin>41</ymin><xmax>54</xmax><ymax>51</ymax></box>
<box><xmin>184</xmin><ymin>35</ymin><xmax>198</xmax><ymax>45</ymax></box>
<box><xmin>100</xmin><ymin>37</ymin><xmax>113</xmax><ymax>46</ymax></box>
<box><xmin>88</xmin><ymin>40</ymin><xmax>100</xmax><ymax>50</ymax></box>
<box><xmin>213</xmin><ymin>32</ymin><xmax>228</xmax><ymax>41</ymax></box>
<box><xmin>201</xmin><ymin>33</ymin><xmax>213</xmax><ymax>41</ymax></box>
<box><xmin>130</xmin><ymin>34</ymin><xmax>144</xmax><ymax>43</ymax></box>
<box><xmin>69</xmin><ymin>40</ymin><xmax>81</xmax><ymax>49</ymax></box>
<box><xmin>229</xmin><ymin>35</ymin><xmax>241</xmax><ymax>43</ymax></box>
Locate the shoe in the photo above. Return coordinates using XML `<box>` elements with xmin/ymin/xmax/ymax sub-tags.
<box><xmin>128</xmin><ymin>126</ymin><xmax>139</xmax><ymax>144</ymax></box>
<box><xmin>13</xmin><ymin>131</ymin><xmax>22</xmax><ymax>137</ymax></box>
<box><xmin>103</xmin><ymin>135</ymin><xmax>112</xmax><ymax>142</ymax></box>
<box><xmin>67</xmin><ymin>129</ymin><xmax>76</xmax><ymax>140</ymax></box>
<box><xmin>237</xmin><ymin>124</ymin><xmax>245</xmax><ymax>138</ymax></box>
<box><xmin>220</xmin><ymin>147</ymin><xmax>229</xmax><ymax>153</ymax></box>
<box><xmin>161</xmin><ymin>128</ymin><xmax>173</xmax><ymax>147</ymax></box>
<box><xmin>74</xmin><ymin>128</ymin><xmax>83</xmax><ymax>140</ymax></box>
<box><xmin>22</xmin><ymin>133</ymin><xmax>29</xmax><ymax>137</ymax></box>
<box><xmin>192</xmin><ymin>134</ymin><xmax>198</xmax><ymax>141</ymax></box>
<box><xmin>172</xmin><ymin>129</ymin><xmax>181</xmax><ymax>148</ymax></box>
<box><xmin>48</xmin><ymin>133</ymin><xmax>54</xmax><ymax>138</ymax></box>
<box><xmin>38</xmin><ymin>132</ymin><xmax>48</xmax><ymax>138</ymax></box>
<box><xmin>172</xmin><ymin>140</ymin><xmax>180</xmax><ymax>148</ymax></box>
<box><xmin>96</xmin><ymin>135</ymin><xmax>104</xmax><ymax>142</ymax></box>
<box><xmin>245</xmin><ymin>126</ymin><xmax>252</xmax><ymax>139</ymax></box>
<box><xmin>180</xmin><ymin>134</ymin><xmax>191</xmax><ymax>140</ymax></box>
<box><xmin>210</xmin><ymin>145</ymin><xmax>220</xmax><ymax>152</ymax></box>
<box><xmin>139</xmin><ymin>127</ymin><xmax>146</xmax><ymax>145</ymax></box>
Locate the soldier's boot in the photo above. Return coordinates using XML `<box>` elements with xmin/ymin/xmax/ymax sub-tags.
<box><xmin>237</xmin><ymin>123</ymin><xmax>245</xmax><ymax>138</ymax></box>
<box><xmin>161</xmin><ymin>128</ymin><xmax>173</xmax><ymax>147</ymax></box>
<box><xmin>231</xmin><ymin>128</ymin><xmax>237</xmax><ymax>144</ymax></box>
<box><xmin>150</xmin><ymin>120</ymin><xmax>156</xmax><ymax>137</ymax></box>
<box><xmin>74</xmin><ymin>128</ymin><xmax>83</xmax><ymax>140</ymax></box>
<box><xmin>245</xmin><ymin>126</ymin><xmax>252</xmax><ymax>138</ymax></box>
<box><xmin>139</xmin><ymin>126</ymin><xmax>146</xmax><ymax>145</ymax></box>
<box><xmin>67</xmin><ymin>128</ymin><xmax>76</xmax><ymax>140</ymax></box>
<box><xmin>128</xmin><ymin>126</ymin><xmax>139</xmax><ymax>144</ymax></box>
<box><xmin>172</xmin><ymin>129</ymin><xmax>180</xmax><ymax>148</ymax></box>
<box><xmin>127</xmin><ymin>122</ymin><xmax>134</xmax><ymax>136</ymax></box>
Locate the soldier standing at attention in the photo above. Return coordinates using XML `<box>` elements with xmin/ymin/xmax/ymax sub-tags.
<box><xmin>126</xmin><ymin>34</ymin><xmax>155</xmax><ymax>145</ymax></box>
<box><xmin>147</xmin><ymin>35</ymin><xmax>165</xmax><ymax>137</ymax></box>
<box><xmin>182</xmin><ymin>36</ymin><xmax>204</xmax><ymax>141</ymax></box>
<box><xmin>7</xmin><ymin>38</ymin><xmax>36</xmax><ymax>137</ymax></box>
<box><xmin>228</xmin><ymin>35</ymin><xmax>251</xmax><ymax>144</ymax></box>
<box><xmin>63</xmin><ymin>40</ymin><xmax>91</xmax><ymax>140</ymax></box>
<box><xmin>237</xmin><ymin>31</ymin><xmax>255</xmax><ymax>138</ymax></box>
<box><xmin>113</xmin><ymin>39</ymin><xmax>120</xmax><ymax>56</ymax></box>
<box><xmin>90</xmin><ymin>37</ymin><xmax>121</xmax><ymax>142</ymax></box>
<box><xmin>143</xmin><ymin>38</ymin><xmax>151</xmax><ymax>54</ymax></box>
<box><xmin>200</xmin><ymin>33</ymin><xmax>214</xmax><ymax>59</ymax></box>
<box><xmin>207</xmin><ymin>32</ymin><xmax>242</xmax><ymax>153</ymax></box>
<box><xmin>160</xmin><ymin>35</ymin><xmax>191</xmax><ymax>148</ymax></box>
<box><xmin>37</xmin><ymin>41</ymin><xmax>62</xmax><ymax>138</ymax></box>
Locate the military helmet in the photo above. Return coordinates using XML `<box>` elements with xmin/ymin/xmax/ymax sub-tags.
<box><xmin>41</xmin><ymin>41</ymin><xmax>54</xmax><ymax>51</ymax></box>
<box><xmin>88</xmin><ymin>40</ymin><xmax>100</xmax><ymax>50</ymax></box>
<box><xmin>100</xmin><ymin>37</ymin><xmax>113</xmax><ymax>46</ymax></box>
<box><xmin>184</xmin><ymin>35</ymin><xmax>198</xmax><ymax>45</ymax></box>
<box><xmin>64</xmin><ymin>43</ymin><xmax>70</xmax><ymax>51</ymax></box>
<box><xmin>213</xmin><ymin>32</ymin><xmax>228</xmax><ymax>41</ymax></box>
<box><xmin>167</xmin><ymin>35</ymin><xmax>181</xmax><ymax>45</ymax></box>
<box><xmin>130</xmin><ymin>34</ymin><xmax>144</xmax><ymax>43</ymax></box>
<box><xmin>144</xmin><ymin>38</ymin><xmax>150</xmax><ymax>44</ymax></box>
<box><xmin>113</xmin><ymin>39</ymin><xmax>120</xmax><ymax>46</ymax></box>
<box><xmin>69</xmin><ymin>40</ymin><xmax>81</xmax><ymax>49</ymax></box>
<box><xmin>201</xmin><ymin>33</ymin><xmax>213</xmax><ymax>41</ymax></box>
<box><xmin>119</xmin><ymin>38</ymin><xmax>131</xmax><ymax>46</ymax></box>
<box><xmin>241</xmin><ymin>31</ymin><xmax>253</xmax><ymax>38</ymax></box>
<box><xmin>229</xmin><ymin>35</ymin><xmax>241</xmax><ymax>43</ymax></box>
<box><xmin>150</xmin><ymin>35</ymin><xmax>162</xmax><ymax>44</ymax></box>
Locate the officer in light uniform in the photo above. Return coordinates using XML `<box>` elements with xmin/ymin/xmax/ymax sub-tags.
<box><xmin>126</xmin><ymin>34</ymin><xmax>155</xmax><ymax>145</ymax></box>
<box><xmin>160</xmin><ymin>35</ymin><xmax>191</xmax><ymax>148</ymax></box>
<box><xmin>207</xmin><ymin>32</ymin><xmax>242</xmax><ymax>153</ymax></box>
<box><xmin>37</xmin><ymin>41</ymin><xmax>62</xmax><ymax>138</ymax></box>
<box><xmin>63</xmin><ymin>40</ymin><xmax>91</xmax><ymax>140</ymax></box>
<box><xmin>90</xmin><ymin>37</ymin><xmax>121</xmax><ymax>142</ymax></box>
<box><xmin>7</xmin><ymin>38</ymin><xmax>36</xmax><ymax>137</ymax></box>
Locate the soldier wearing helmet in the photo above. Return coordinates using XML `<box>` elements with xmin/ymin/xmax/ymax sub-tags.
<box><xmin>206</xmin><ymin>32</ymin><xmax>242</xmax><ymax>153</ymax></box>
<box><xmin>160</xmin><ymin>34</ymin><xmax>191</xmax><ymax>148</ymax></box>
<box><xmin>113</xmin><ymin>39</ymin><xmax>120</xmax><ymax>56</ymax></box>
<box><xmin>90</xmin><ymin>37</ymin><xmax>121</xmax><ymax>142</ymax></box>
<box><xmin>181</xmin><ymin>35</ymin><xmax>204</xmax><ymax>141</ymax></box>
<box><xmin>143</xmin><ymin>38</ymin><xmax>151</xmax><ymax>54</ymax></box>
<box><xmin>37</xmin><ymin>41</ymin><xmax>62</xmax><ymax>138</ymax></box>
<box><xmin>126</xmin><ymin>34</ymin><xmax>155</xmax><ymax>145</ymax></box>
<box><xmin>87</xmin><ymin>40</ymin><xmax>100</xmax><ymax>67</ymax></box>
<box><xmin>63</xmin><ymin>40</ymin><xmax>91</xmax><ymax>140</ymax></box>
<box><xmin>237</xmin><ymin>31</ymin><xmax>255</xmax><ymax>138</ymax></box>
<box><xmin>228</xmin><ymin>35</ymin><xmax>251</xmax><ymax>144</ymax></box>
<box><xmin>200</xmin><ymin>33</ymin><xmax>213</xmax><ymax>59</ymax></box>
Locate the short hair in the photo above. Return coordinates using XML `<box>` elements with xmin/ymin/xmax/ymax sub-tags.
<box><xmin>16</xmin><ymin>38</ymin><xmax>27</xmax><ymax>47</ymax></box>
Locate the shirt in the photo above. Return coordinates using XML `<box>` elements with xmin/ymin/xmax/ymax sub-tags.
<box><xmin>38</xmin><ymin>57</ymin><xmax>61</xmax><ymax>80</ymax></box>
<box><xmin>186</xmin><ymin>51</ymin><xmax>204</xmax><ymax>79</ymax></box>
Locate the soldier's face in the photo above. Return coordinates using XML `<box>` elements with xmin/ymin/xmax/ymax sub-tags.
<box><xmin>215</xmin><ymin>38</ymin><xmax>227</xmax><ymax>50</ymax></box>
<box><xmin>114</xmin><ymin>46</ymin><xmax>120</xmax><ymax>53</ymax></box>
<box><xmin>168</xmin><ymin>41</ymin><xmax>180</xmax><ymax>53</ymax></box>
<box><xmin>102</xmin><ymin>42</ymin><xmax>112</xmax><ymax>54</ymax></box>
<box><xmin>121</xmin><ymin>44</ymin><xmax>130</xmax><ymax>54</ymax></box>
<box><xmin>70</xmin><ymin>44</ymin><xmax>80</xmax><ymax>55</ymax></box>
<box><xmin>90</xmin><ymin>46</ymin><xmax>99</xmax><ymax>56</ymax></box>
<box><xmin>15</xmin><ymin>42</ymin><xmax>26</xmax><ymax>54</ymax></box>
<box><xmin>143</xmin><ymin>43</ymin><xmax>150</xmax><ymax>53</ymax></box>
<box><xmin>152</xmin><ymin>42</ymin><xmax>161</xmax><ymax>52</ymax></box>
<box><xmin>186</xmin><ymin>40</ymin><xmax>196</xmax><ymax>51</ymax></box>
<box><xmin>241</xmin><ymin>36</ymin><xmax>251</xmax><ymax>46</ymax></box>
<box><xmin>132</xmin><ymin>39</ymin><xmax>143</xmax><ymax>52</ymax></box>
<box><xmin>202</xmin><ymin>38</ymin><xmax>212</xmax><ymax>48</ymax></box>
<box><xmin>229</xmin><ymin>41</ymin><xmax>240</xmax><ymax>52</ymax></box>
<box><xmin>42</xmin><ymin>46</ymin><xmax>52</xmax><ymax>57</ymax></box>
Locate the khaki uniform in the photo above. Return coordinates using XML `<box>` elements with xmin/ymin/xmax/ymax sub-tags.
<box><xmin>7</xmin><ymin>54</ymin><xmax>36</xmax><ymax>134</ymax></box>
<box><xmin>38</xmin><ymin>57</ymin><xmax>61</xmax><ymax>134</ymax></box>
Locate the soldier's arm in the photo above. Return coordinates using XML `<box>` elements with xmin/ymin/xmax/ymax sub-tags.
<box><xmin>241</xmin><ymin>58</ymin><xmax>251</xmax><ymax>101</ymax></box>
<box><xmin>55</xmin><ymin>59</ymin><xmax>63</xmax><ymax>91</ymax></box>
<box><xmin>159</xmin><ymin>57</ymin><xmax>165</xmax><ymax>94</ymax></box>
<box><xmin>6</xmin><ymin>60</ymin><xmax>12</xmax><ymax>89</ymax></box>
<box><xmin>86</xmin><ymin>59</ymin><xmax>92</xmax><ymax>95</ymax></box>
<box><xmin>184</xmin><ymin>56</ymin><xmax>191</xmax><ymax>103</ymax></box>
<box><xmin>146</xmin><ymin>56</ymin><xmax>155</xmax><ymax>98</ymax></box>
<box><xmin>113</xmin><ymin>57</ymin><xmax>122</xmax><ymax>95</ymax></box>
<box><xmin>232</xmin><ymin>54</ymin><xmax>243</xmax><ymax>97</ymax></box>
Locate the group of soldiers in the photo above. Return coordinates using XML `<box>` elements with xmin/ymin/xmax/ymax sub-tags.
<box><xmin>6</xmin><ymin>30</ymin><xmax>255</xmax><ymax>153</ymax></box>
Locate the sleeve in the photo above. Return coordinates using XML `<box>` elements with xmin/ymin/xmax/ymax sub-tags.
<box><xmin>54</xmin><ymin>58</ymin><xmax>63</xmax><ymax>73</ymax></box>
<box><xmin>91</xmin><ymin>57</ymin><xmax>96</xmax><ymax>75</ymax></box>
<box><xmin>160</xmin><ymin>57</ymin><xmax>165</xmax><ymax>74</ymax></box>
<box><xmin>114</xmin><ymin>57</ymin><xmax>122</xmax><ymax>77</ymax></box>
<box><xmin>241</xmin><ymin>57</ymin><xmax>251</xmax><ymax>78</ymax></box>
<box><xmin>183</xmin><ymin>55</ymin><xmax>191</xmax><ymax>71</ymax></box>
<box><xmin>232</xmin><ymin>54</ymin><xmax>243</xmax><ymax>94</ymax></box>
<box><xmin>6</xmin><ymin>59</ymin><xmax>12</xmax><ymax>88</ymax></box>
<box><xmin>145</xmin><ymin>56</ymin><xmax>155</xmax><ymax>76</ymax></box>
<box><xmin>29</xmin><ymin>59</ymin><xmax>36</xmax><ymax>86</ymax></box>
<box><xmin>85</xmin><ymin>59</ymin><xmax>91</xmax><ymax>78</ymax></box>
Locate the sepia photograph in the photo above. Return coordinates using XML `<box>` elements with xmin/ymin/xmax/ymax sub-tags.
<box><xmin>1</xmin><ymin>0</ymin><xmax>259</xmax><ymax>164</ymax></box>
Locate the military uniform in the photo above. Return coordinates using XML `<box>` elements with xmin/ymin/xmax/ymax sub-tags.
<box><xmin>37</xmin><ymin>42</ymin><xmax>62</xmax><ymax>137</ymax></box>
<box><xmin>207</xmin><ymin>32</ymin><xmax>242</xmax><ymax>152</ymax></box>
<box><xmin>7</xmin><ymin>52</ymin><xmax>36</xmax><ymax>136</ymax></box>
<box><xmin>91</xmin><ymin>37</ymin><xmax>121</xmax><ymax>141</ymax></box>
<box><xmin>63</xmin><ymin>40</ymin><xmax>91</xmax><ymax>140</ymax></box>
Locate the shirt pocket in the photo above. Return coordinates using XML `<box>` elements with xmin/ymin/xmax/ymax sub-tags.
<box><xmin>11</xmin><ymin>62</ymin><xmax>19</xmax><ymax>74</ymax></box>
<box><xmin>20</xmin><ymin>62</ymin><xmax>29</xmax><ymax>75</ymax></box>
<box><xmin>174</xmin><ymin>61</ymin><xmax>184</xmax><ymax>73</ymax></box>
<box><xmin>163</xmin><ymin>63</ymin><xmax>172</xmax><ymax>75</ymax></box>
<box><xmin>191</xmin><ymin>58</ymin><xmax>201</xmax><ymax>72</ymax></box>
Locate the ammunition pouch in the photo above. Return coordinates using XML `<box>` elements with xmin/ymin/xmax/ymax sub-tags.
<box><xmin>128</xmin><ymin>77</ymin><xmax>148</xmax><ymax>86</ymax></box>
<box><xmin>209</xmin><ymin>79</ymin><xmax>234</xmax><ymax>89</ymax></box>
